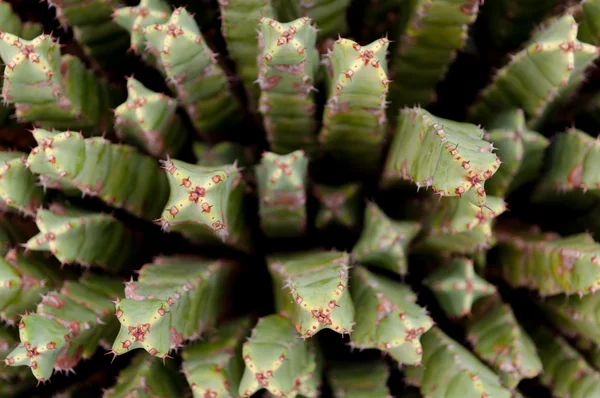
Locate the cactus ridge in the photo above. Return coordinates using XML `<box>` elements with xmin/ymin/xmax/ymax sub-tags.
<box><xmin>0</xmin><ymin>151</ymin><xmax>44</xmax><ymax>217</ymax></box>
<box><xmin>257</xmin><ymin>16</ymin><xmax>319</xmax><ymax>155</ymax></box>
<box><xmin>351</xmin><ymin>201</ymin><xmax>421</xmax><ymax>275</ymax></box>
<box><xmin>327</xmin><ymin>360</ymin><xmax>392</xmax><ymax>398</ymax></box>
<box><xmin>350</xmin><ymin>265</ymin><xmax>434</xmax><ymax>365</ymax></box>
<box><xmin>313</xmin><ymin>182</ymin><xmax>361</xmax><ymax>229</ymax></box>
<box><xmin>541</xmin><ymin>290</ymin><xmax>600</xmax><ymax>346</ymax></box>
<box><xmin>267</xmin><ymin>250</ymin><xmax>355</xmax><ymax>338</ymax></box>
<box><xmin>576</xmin><ymin>0</ymin><xmax>600</xmax><ymax>45</ymax></box>
<box><xmin>256</xmin><ymin>150</ymin><xmax>309</xmax><ymax>237</ymax></box>
<box><xmin>193</xmin><ymin>141</ymin><xmax>251</xmax><ymax>168</ymax></box>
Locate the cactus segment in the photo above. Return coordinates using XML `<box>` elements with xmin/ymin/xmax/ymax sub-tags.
<box><xmin>238</xmin><ymin>314</ymin><xmax>322</xmax><ymax>397</ymax></box>
<box><xmin>351</xmin><ymin>202</ymin><xmax>420</xmax><ymax>276</ymax></box>
<box><xmin>466</xmin><ymin>297</ymin><xmax>543</xmax><ymax>388</ymax></box>
<box><xmin>483</xmin><ymin>109</ymin><xmax>549</xmax><ymax>197</ymax></box>
<box><xmin>0</xmin><ymin>326</ymin><xmax>35</xmax><ymax>395</ymax></box>
<box><xmin>27</xmin><ymin>129</ymin><xmax>170</xmax><ymax>220</ymax></box>
<box><xmin>24</xmin><ymin>205</ymin><xmax>137</xmax><ymax>270</ymax></box>
<box><xmin>218</xmin><ymin>0</ymin><xmax>275</xmax><ymax>109</ymax></box>
<box><xmin>5</xmin><ymin>274</ymin><xmax>122</xmax><ymax>381</ymax></box>
<box><xmin>576</xmin><ymin>0</ymin><xmax>600</xmax><ymax>45</ymax></box>
<box><xmin>495</xmin><ymin>228</ymin><xmax>600</xmax><ymax>296</ymax></box>
<box><xmin>540</xmin><ymin>291</ymin><xmax>600</xmax><ymax>346</ymax></box>
<box><xmin>532</xmin><ymin>326</ymin><xmax>600</xmax><ymax>398</ymax></box>
<box><xmin>267</xmin><ymin>250</ymin><xmax>355</xmax><ymax>338</ymax></box>
<box><xmin>0</xmin><ymin>32</ymin><xmax>112</xmax><ymax>131</ymax></box>
<box><xmin>110</xmin><ymin>256</ymin><xmax>235</xmax><ymax>359</ymax></box>
<box><xmin>403</xmin><ymin>327</ymin><xmax>512</xmax><ymax>398</ymax></box>
<box><xmin>193</xmin><ymin>141</ymin><xmax>252</xmax><ymax>168</ymax></box>
<box><xmin>423</xmin><ymin>257</ymin><xmax>496</xmax><ymax>317</ymax></box>
<box><xmin>103</xmin><ymin>352</ymin><xmax>185</xmax><ymax>397</ymax></box>
<box><xmin>319</xmin><ymin>36</ymin><xmax>390</xmax><ymax>176</ymax></box>
<box><xmin>256</xmin><ymin>150</ymin><xmax>309</xmax><ymax>237</ymax></box>
<box><xmin>300</xmin><ymin>0</ymin><xmax>351</xmax><ymax>38</ymax></box>
<box><xmin>0</xmin><ymin>151</ymin><xmax>44</xmax><ymax>217</ymax></box>
<box><xmin>114</xmin><ymin>77</ymin><xmax>186</xmax><ymax>157</ymax></box>
<box><xmin>313</xmin><ymin>183</ymin><xmax>361</xmax><ymax>229</ymax></box>
<box><xmin>327</xmin><ymin>360</ymin><xmax>391</xmax><ymax>398</ymax></box>
<box><xmin>388</xmin><ymin>0</ymin><xmax>482</xmax><ymax>110</ymax></box>
<box><xmin>182</xmin><ymin>317</ymin><xmax>253</xmax><ymax>398</ymax></box>
<box><xmin>382</xmin><ymin>107</ymin><xmax>500</xmax><ymax>206</ymax></box>
<box><xmin>257</xmin><ymin>17</ymin><xmax>319</xmax><ymax>155</ymax></box>
<box><xmin>350</xmin><ymin>266</ymin><xmax>434</xmax><ymax>365</ymax></box>
<box><xmin>144</xmin><ymin>8</ymin><xmax>242</xmax><ymax>140</ymax></box>
<box><xmin>468</xmin><ymin>14</ymin><xmax>599</xmax><ymax>129</ymax></box>
<box><xmin>158</xmin><ymin>158</ymin><xmax>252</xmax><ymax>251</ymax></box>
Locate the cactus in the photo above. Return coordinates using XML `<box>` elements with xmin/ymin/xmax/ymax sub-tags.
<box><xmin>113</xmin><ymin>77</ymin><xmax>187</xmax><ymax>157</ymax></box>
<box><xmin>575</xmin><ymin>0</ymin><xmax>600</xmax><ymax>45</ymax></box>
<box><xmin>327</xmin><ymin>360</ymin><xmax>392</xmax><ymax>398</ymax></box>
<box><xmin>313</xmin><ymin>183</ymin><xmax>361</xmax><ymax>229</ymax></box>
<box><xmin>257</xmin><ymin>17</ymin><xmax>319</xmax><ymax>155</ymax></box>
<box><xmin>256</xmin><ymin>150</ymin><xmax>309</xmax><ymax>238</ymax></box>
<box><xmin>0</xmin><ymin>326</ymin><xmax>34</xmax><ymax>395</ymax></box>
<box><xmin>319</xmin><ymin>36</ymin><xmax>390</xmax><ymax>176</ymax></box>
<box><xmin>0</xmin><ymin>150</ymin><xmax>44</xmax><ymax>217</ymax></box>
<box><xmin>540</xmin><ymin>292</ymin><xmax>600</xmax><ymax>346</ymax></box>
<box><xmin>27</xmin><ymin>129</ymin><xmax>170</xmax><ymax>220</ymax></box>
<box><xmin>267</xmin><ymin>250</ymin><xmax>355</xmax><ymax>338</ymax></box>
<box><xmin>351</xmin><ymin>201</ymin><xmax>420</xmax><ymax>276</ymax></box>
<box><xmin>423</xmin><ymin>257</ymin><xmax>496</xmax><ymax>317</ymax></box>
<box><xmin>110</xmin><ymin>256</ymin><xmax>235</xmax><ymax>360</ymax></box>
<box><xmin>193</xmin><ymin>141</ymin><xmax>252</xmax><ymax>168</ymax></box>
<box><xmin>381</xmin><ymin>107</ymin><xmax>500</xmax><ymax>206</ymax></box>
<box><xmin>350</xmin><ymin>265</ymin><xmax>434</xmax><ymax>365</ymax></box>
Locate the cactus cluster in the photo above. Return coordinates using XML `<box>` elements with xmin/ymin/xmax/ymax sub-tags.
<box><xmin>2</xmin><ymin>0</ymin><xmax>600</xmax><ymax>397</ymax></box>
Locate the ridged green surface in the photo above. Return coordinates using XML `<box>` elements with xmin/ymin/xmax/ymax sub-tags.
<box><xmin>327</xmin><ymin>360</ymin><xmax>391</xmax><ymax>398</ymax></box>
<box><xmin>576</xmin><ymin>0</ymin><xmax>600</xmax><ymax>45</ymax></box>
<box><xmin>0</xmin><ymin>151</ymin><xmax>43</xmax><ymax>217</ymax></box>
<box><xmin>313</xmin><ymin>183</ymin><xmax>361</xmax><ymax>229</ymax></box>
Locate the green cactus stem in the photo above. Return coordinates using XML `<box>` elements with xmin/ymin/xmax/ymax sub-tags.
<box><xmin>0</xmin><ymin>249</ymin><xmax>61</xmax><ymax>325</ymax></box>
<box><xmin>114</xmin><ymin>77</ymin><xmax>186</xmax><ymax>157</ymax></box>
<box><xmin>256</xmin><ymin>150</ymin><xmax>309</xmax><ymax>238</ymax></box>
<box><xmin>468</xmin><ymin>14</ymin><xmax>599</xmax><ymax>129</ymax></box>
<box><xmin>301</xmin><ymin>0</ymin><xmax>351</xmax><ymax>38</ymax></box>
<box><xmin>351</xmin><ymin>202</ymin><xmax>420</xmax><ymax>276</ymax></box>
<box><xmin>313</xmin><ymin>183</ymin><xmax>361</xmax><ymax>230</ymax></box>
<box><xmin>257</xmin><ymin>17</ymin><xmax>319</xmax><ymax>155</ymax></box>
<box><xmin>0</xmin><ymin>32</ymin><xmax>112</xmax><ymax>132</ymax></box>
<box><xmin>193</xmin><ymin>141</ymin><xmax>252</xmax><ymax>168</ymax></box>
<box><xmin>158</xmin><ymin>158</ymin><xmax>252</xmax><ymax>252</ymax></box>
<box><xmin>495</xmin><ymin>228</ymin><xmax>600</xmax><ymax>296</ymax></box>
<box><xmin>532</xmin><ymin>326</ymin><xmax>600</xmax><ymax>398</ymax></box>
<box><xmin>388</xmin><ymin>0</ymin><xmax>482</xmax><ymax>110</ymax></box>
<box><xmin>267</xmin><ymin>250</ymin><xmax>355</xmax><ymax>338</ymax></box>
<box><xmin>27</xmin><ymin>128</ymin><xmax>170</xmax><ymax>220</ymax></box>
<box><xmin>182</xmin><ymin>317</ymin><xmax>253</xmax><ymax>398</ymax></box>
<box><xmin>423</xmin><ymin>257</ymin><xmax>496</xmax><ymax>317</ymax></box>
<box><xmin>466</xmin><ymin>296</ymin><xmax>543</xmax><ymax>388</ymax></box>
<box><xmin>0</xmin><ymin>326</ymin><xmax>35</xmax><ymax>395</ymax></box>
<box><xmin>403</xmin><ymin>327</ymin><xmax>512</xmax><ymax>398</ymax></box>
<box><xmin>381</xmin><ymin>107</ymin><xmax>500</xmax><ymax>206</ymax></box>
<box><xmin>144</xmin><ymin>8</ymin><xmax>242</xmax><ymax>141</ymax></box>
<box><xmin>327</xmin><ymin>360</ymin><xmax>392</xmax><ymax>398</ymax></box>
<box><xmin>24</xmin><ymin>204</ymin><xmax>137</xmax><ymax>270</ymax></box>
<box><xmin>4</xmin><ymin>274</ymin><xmax>122</xmax><ymax>382</ymax></box>
<box><xmin>102</xmin><ymin>352</ymin><xmax>185</xmax><ymax>398</ymax></box>
<box><xmin>110</xmin><ymin>256</ymin><xmax>235</xmax><ymax>360</ymax></box>
<box><xmin>0</xmin><ymin>151</ymin><xmax>44</xmax><ymax>217</ymax></box>
<box><xmin>483</xmin><ymin>109</ymin><xmax>549</xmax><ymax>197</ymax></box>
<box><xmin>350</xmin><ymin>266</ymin><xmax>434</xmax><ymax>365</ymax></box>
<box><xmin>238</xmin><ymin>314</ymin><xmax>322</xmax><ymax>397</ymax></box>
<box><xmin>319</xmin><ymin>36</ymin><xmax>390</xmax><ymax>177</ymax></box>
<box><xmin>574</xmin><ymin>0</ymin><xmax>600</xmax><ymax>45</ymax></box>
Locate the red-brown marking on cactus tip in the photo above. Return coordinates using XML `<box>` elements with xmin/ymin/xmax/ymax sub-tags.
<box><xmin>5</xmin><ymin>357</ymin><xmax>15</xmax><ymax>365</ymax></box>
<box><xmin>201</xmin><ymin>203</ymin><xmax>212</xmax><ymax>213</ymax></box>
<box><xmin>31</xmin><ymin>361</ymin><xmax>38</xmax><ymax>370</ymax></box>
<box><xmin>295</xmin><ymin>323</ymin><xmax>302</xmax><ymax>333</ymax></box>
<box><xmin>149</xmin><ymin>348</ymin><xmax>158</xmax><ymax>356</ymax></box>
<box><xmin>462</xmin><ymin>161</ymin><xmax>470</xmax><ymax>170</ymax></box>
<box><xmin>328</xmin><ymin>300</ymin><xmax>337</xmax><ymax>309</ymax></box>
<box><xmin>46</xmin><ymin>342</ymin><xmax>56</xmax><ymax>350</ymax></box>
<box><xmin>256</xmin><ymin>372</ymin><xmax>270</xmax><ymax>386</ymax></box>
<box><xmin>455</xmin><ymin>186</ymin><xmax>465</xmax><ymax>195</ymax></box>
<box><xmin>158</xmin><ymin>306</ymin><xmax>167</xmax><ymax>316</ymax></box>
<box><xmin>477</xmin><ymin>186</ymin><xmax>485</xmax><ymax>196</ymax></box>
<box><xmin>169</xmin><ymin>206</ymin><xmax>179</xmax><ymax>216</ymax></box>
<box><xmin>212</xmin><ymin>175</ymin><xmax>222</xmax><ymax>183</ymax></box>
<box><xmin>121</xmin><ymin>340</ymin><xmax>132</xmax><ymax>349</ymax></box>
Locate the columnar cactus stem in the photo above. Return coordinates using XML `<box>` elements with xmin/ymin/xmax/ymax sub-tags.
<box><xmin>267</xmin><ymin>250</ymin><xmax>355</xmax><ymax>338</ymax></box>
<box><xmin>193</xmin><ymin>141</ymin><xmax>252</xmax><ymax>168</ymax></box>
<box><xmin>327</xmin><ymin>360</ymin><xmax>392</xmax><ymax>398</ymax></box>
<box><xmin>0</xmin><ymin>32</ymin><xmax>112</xmax><ymax>131</ymax></box>
<box><xmin>298</xmin><ymin>0</ymin><xmax>351</xmax><ymax>38</ymax></box>
<box><xmin>351</xmin><ymin>202</ymin><xmax>420</xmax><ymax>276</ymax></box>
<box><xmin>144</xmin><ymin>8</ymin><xmax>243</xmax><ymax>140</ymax></box>
<box><xmin>468</xmin><ymin>14</ymin><xmax>599</xmax><ymax>129</ymax></box>
<box><xmin>381</xmin><ymin>107</ymin><xmax>500</xmax><ymax>206</ymax></box>
<box><xmin>238</xmin><ymin>314</ymin><xmax>322</xmax><ymax>397</ymax></box>
<box><xmin>388</xmin><ymin>0</ymin><xmax>483</xmax><ymax>111</ymax></box>
<box><xmin>218</xmin><ymin>0</ymin><xmax>275</xmax><ymax>110</ymax></box>
<box><xmin>4</xmin><ymin>274</ymin><xmax>122</xmax><ymax>382</ymax></box>
<box><xmin>313</xmin><ymin>183</ymin><xmax>361</xmax><ymax>229</ymax></box>
<box><xmin>114</xmin><ymin>77</ymin><xmax>186</xmax><ymax>157</ymax></box>
<box><xmin>495</xmin><ymin>228</ymin><xmax>600</xmax><ymax>296</ymax></box>
<box><xmin>24</xmin><ymin>204</ymin><xmax>137</xmax><ymax>270</ymax></box>
<box><xmin>0</xmin><ymin>151</ymin><xmax>44</xmax><ymax>217</ymax></box>
<box><xmin>27</xmin><ymin>129</ymin><xmax>170</xmax><ymax>220</ymax></box>
<box><xmin>319</xmin><ymin>36</ymin><xmax>390</xmax><ymax>176</ymax></box>
<box><xmin>350</xmin><ymin>266</ymin><xmax>434</xmax><ymax>365</ymax></box>
<box><xmin>158</xmin><ymin>158</ymin><xmax>252</xmax><ymax>252</ymax></box>
<box><xmin>182</xmin><ymin>317</ymin><xmax>253</xmax><ymax>398</ymax></box>
<box><xmin>257</xmin><ymin>17</ymin><xmax>319</xmax><ymax>155</ymax></box>
<box><xmin>575</xmin><ymin>0</ymin><xmax>600</xmax><ymax>45</ymax></box>
<box><xmin>423</xmin><ymin>257</ymin><xmax>496</xmax><ymax>317</ymax></box>
<box><xmin>110</xmin><ymin>256</ymin><xmax>235</xmax><ymax>360</ymax></box>
<box><xmin>256</xmin><ymin>150</ymin><xmax>309</xmax><ymax>238</ymax></box>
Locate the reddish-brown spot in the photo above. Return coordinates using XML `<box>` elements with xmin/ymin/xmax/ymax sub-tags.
<box><xmin>149</xmin><ymin>348</ymin><xmax>158</xmax><ymax>356</ymax></box>
<box><xmin>42</xmin><ymin>293</ymin><xmax>65</xmax><ymax>309</ymax></box>
<box><xmin>212</xmin><ymin>175</ymin><xmax>222</xmax><ymax>183</ymax></box>
<box><xmin>122</xmin><ymin>340</ymin><xmax>132</xmax><ymax>349</ymax></box>
<box><xmin>169</xmin><ymin>206</ymin><xmax>179</xmax><ymax>216</ymax></box>
<box><xmin>158</xmin><ymin>306</ymin><xmax>167</xmax><ymax>316</ymax></box>
<box><xmin>46</xmin><ymin>342</ymin><xmax>56</xmax><ymax>350</ymax></box>
<box><xmin>181</xmin><ymin>178</ymin><xmax>191</xmax><ymax>188</ymax></box>
<box><xmin>201</xmin><ymin>203</ymin><xmax>212</xmax><ymax>213</ymax></box>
